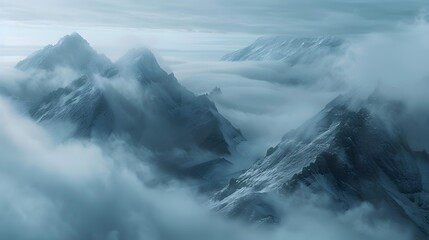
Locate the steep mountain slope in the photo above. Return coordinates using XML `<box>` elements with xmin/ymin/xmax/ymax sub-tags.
<box><xmin>214</xmin><ymin>94</ymin><xmax>429</xmax><ymax>238</ymax></box>
<box><xmin>29</xmin><ymin>75</ymin><xmax>114</xmax><ymax>137</ymax></box>
<box><xmin>221</xmin><ymin>36</ymin><xmax>344</xmax><ymax>63</ymax></box>
<box><xmin>17</xmin><ymin>33</ymin><xmax>244</xmax><ymax>179</ymax></box>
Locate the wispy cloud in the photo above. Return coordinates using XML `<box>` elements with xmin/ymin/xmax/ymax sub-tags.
<box><xmin>2</xmin><ymin>0</ymin><xmax>429</xmax><ymax>34</ymax></box>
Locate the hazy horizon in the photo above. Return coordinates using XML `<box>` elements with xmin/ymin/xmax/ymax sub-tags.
<box><xmin>2</xmin><ymin>0</ymin><xmax>429</xmax><ymax>64</ymax></box>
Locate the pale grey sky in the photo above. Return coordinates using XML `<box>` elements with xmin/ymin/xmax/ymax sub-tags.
<box><xmin>1</xmin><ymin>0</ymin><xmax>429</xmax><ymax>63</ymax></box>
<box><xmin>2</xmin><ymin>0</ymin><xmax>429</xmax><ymax>33</ymax></box>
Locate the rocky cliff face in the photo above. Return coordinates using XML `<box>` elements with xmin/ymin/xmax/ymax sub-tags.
<box><xmin>214</xmin><ymin>94</ymin><xmax>429</xmax><ymax>238</ymax></box>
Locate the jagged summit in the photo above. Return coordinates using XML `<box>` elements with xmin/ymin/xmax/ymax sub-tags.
<box><xmin>221</xmin><ymin>36</ymin><xmax>344</xmax><ymax>63</ymax></box>
<box><xmin>16</xmin><ymin>33</ymin><xmax>112</xmax><ymax>73</ymax></box>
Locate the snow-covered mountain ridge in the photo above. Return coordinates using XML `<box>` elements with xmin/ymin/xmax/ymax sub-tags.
<box><xmin>214</xmin><ymin>93</ymin><xmax>429</xmax><ymax>239</ymax></box>
<box><xmin>221</xmin><ymin>36</ymin><xmax>344</xmax><ymax>63</ymax></box>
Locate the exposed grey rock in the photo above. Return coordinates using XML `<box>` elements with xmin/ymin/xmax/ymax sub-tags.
<box><xmin>214</xmin><ymin>94</ymin><xmax>429</xmax><ymax>238</ymax></box>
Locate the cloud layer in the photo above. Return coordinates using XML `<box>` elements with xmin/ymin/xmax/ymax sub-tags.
<box><xmin>170</xmin><ymin>20</ymin><xmax>429</xmax><ymax>155</ymax></box>
<box><xmin>0</xmin><ymin>96</ymin><xmax>411</xmax><ymax>240</ymax></box>
<box><xmin>1</xmin><ymin>13</ymin><xmax>429</xmax><ymax>239</ymax></box>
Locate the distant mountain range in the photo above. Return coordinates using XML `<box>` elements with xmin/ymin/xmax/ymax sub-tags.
<box><xmin>221</xmin><ymin>36</ymin><xmax>345</xmax><ymax>63</ymax></box>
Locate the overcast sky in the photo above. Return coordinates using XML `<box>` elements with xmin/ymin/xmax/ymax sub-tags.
<box><xmin>2</xmin><ymin>0</ymin><xmax>429</xmax><ymax>33</ymax></box>
<box><xmin>1</xmin><ymin>0</ymin><xmax>429</xmax><ymax>62</ymax></box>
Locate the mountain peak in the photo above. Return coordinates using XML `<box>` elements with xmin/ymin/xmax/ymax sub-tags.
<box><xmin>16</xmin><ymin>33</ymin><xmax>112</xmax><ymax>73</ymax></box>
<box><xmin>57</xmin><ymin>32</ymin><xmax>89</xmax><ymax>47</ymax></box>
<box><xmin>117</xmin><ymin>48</ymin><xmax>158</xmax><ymax>66</ymax></box>
<box><xmin>115</xmin><ymin>48</ymin><xmax>167</xmax><ymax>82</ymax></box>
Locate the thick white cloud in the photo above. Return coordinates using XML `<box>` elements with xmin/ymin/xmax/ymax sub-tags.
<box><xmin>172</xmin><ymin>60</ymin><xmax>340</xmax><ymax>154</ymax></box>
<box><xmin>171</xmin><ymin>20</ymin><xmax>429</xmax><ymax>153</ymax></box>
<box><xmin>0</xmin><ymin>96</ymin><xmax>411</xmax><ymax>240</ymax></box>
<box><xmin>338</xmin><ymin>20</ymin><xmax>429</xmax><ymax>151</ymax></box>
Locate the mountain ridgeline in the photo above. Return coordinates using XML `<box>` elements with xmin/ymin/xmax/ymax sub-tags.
<box><xmin>16</xmin><ymin>33</ymin><xmax>113</xmax><ymax>73</ymax></box>
<box><xmin>18</xmin><ymin>33</ymin><xmax>244</xmax><ymax>181</ymax></box>
<box><xmin>214</xmin><ymin>93</ymin><xmax>429</xmax><ymax>239</ymax></box>
<box><xmin>221</xmin><ymin>36</ymin><xmax>345</xmax><ymax>63</ymax></box>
